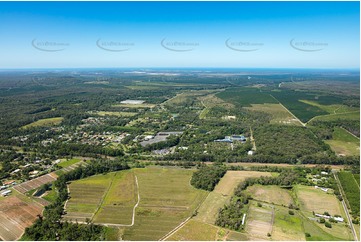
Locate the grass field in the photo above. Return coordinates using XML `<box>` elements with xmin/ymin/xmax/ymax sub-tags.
<box><xmin>296</xmin><ymin>185</ymin><xmax>342</xmax><ymax>216</ymax></box>
<box><xmin>299</xmin><ymin>100</ymin><xmax>359</xmax><ymax>114</ymax></box>
<box><xmin>246</xmin><ymin>185</ymin><xmax>293</xmax><ymax>206</ymax></box>
<box><xmin>310</xmin><ymin>111</ymin><xmax>360</xmax><ymax>122</ymax></box>
<box><xmin>194</xmin><ymin>171</ymin><xmax>271</xmax><ymax>225</ymax></box>
<box><xmin>245</xmin><ymin>103</ymin><xmax>302</xmax><ymax>125</ymax></box>
<box><xmin>353</xmin><ymin>174</ymin><xmax>360</xmax><ymax>186</ymax></box>
<box><xmin>42</xmin><ymin>186</ymin><xmax>57</xmax><ymax>203</ymax></box>
<box><xmin>58</xmin><ymin>158</ymin><xmax>81</xmax><ymax>168</ymax></box>
<box><xmin>325</xmin><ymin>127</ymin><xmax>360</xmax><ymax>156</ymax></box>
<box><xmin>295</xmin><ymin>185</ymin><xmax>353</xmax><ymax>240</ymax></box>
<box><xmin>21</xmin><ymin>117</ymin><xmax>63</xmax><ymax>129</ymax></box>
<box><xmin>121</xmin><ymin>167</ymin><xmax>208</xmax><ymax>241</ymax></box>
<box><xmin>166</xmin><ymin>220</ymin><xmax>219</xmax><ymax>241</ymax></box>
<box><xmin>94</xmin><ymin>111</ymin><xmax>138</xmax><ymax>117</ymax></box>
<box><xmin>271</xmin><ymin>206</ymin><xmax>305</xmax><ymax>241</ymax></box>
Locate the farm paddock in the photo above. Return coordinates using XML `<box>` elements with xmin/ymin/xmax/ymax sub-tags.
<box><xmin>0</xmin><ymin>193</ymin><xmax>43</xmax><ymax>241</ymax></box>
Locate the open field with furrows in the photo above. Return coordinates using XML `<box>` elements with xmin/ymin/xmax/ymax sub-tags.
<box><xmin>216</xmin><ymin>87</ymin><xmax>278</xmax><ymax>107</ymax></box>
<box><xmin>245</xmin><ymin>201</ymin><xmax>274</xmax><ymax>240</ymax></box>
<box><xmin>245</xmin><ymin>103</ymin><xmax>301</xmax><ymax>125</ymax></box>
<box><xmin>93</xmin><ymin>111</ymin><xmax>138</xmax><ymax>117</ymax></box>
<box><xmin>295</xmin><ymin>185</ymin><xmax>353</xmax><ymax>241</ymax></box>
<box><xmin>246</xmin><ymin>185</ymin><xmax>293</xmax><ymax>207</ymax></box>
<box><xmin>13</xmin><ymin>172</ymin><xmax>58</xmax><ymax>194</ymax></box>
<box><xmin>194</xmin><ymin>171</ymin><xmax>272</xmax><ymax>225</ymax></box>
<box><xmin>21</xmin><ymin>117</ymin><xmax>63</xmax><ymax>129</ymax></box>
<box><xmin>325</xmin><ymin>127</ymin><xmax>360</xmax><ymax>156</ymax></box>
<box><xmin>64</xmin><ymin>173</ymin><xmax>114</xmax><ymax>222</ymax></box>
<box><xmin>122</xmin><ymin>167</ymin><xmax>208</xmax><ymax>241</ymax></box>
<box><xmin>0</xmin><ymin>192</ymin><xmax>43</xmax><ymax>241</ymax></box>
<box><xmin>93</xmin><ymin>171</ymin><xmax>137</xmax><ymax>225</ymax></box>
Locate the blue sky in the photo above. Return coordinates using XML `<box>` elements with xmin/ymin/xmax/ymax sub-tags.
<box><xmin>0</xmin><ymin>1</ymin><xmax>359</xmax><ymax>69</ymax></box>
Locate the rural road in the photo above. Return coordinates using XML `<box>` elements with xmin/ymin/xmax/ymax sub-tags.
<box><xmin>333</xmin><ymin>172</ymin><xmax>358</xmax><ymax>241</ymax></box>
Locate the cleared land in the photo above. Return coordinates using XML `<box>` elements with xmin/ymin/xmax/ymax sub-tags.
<box><xmin>123</xmin><ymin>167</ymin><xmax>208</xmax><ymax>241</ymax></box>
<box><xmin>194</xmin><ymin>171</ymin><xmax>271</xmax><ymax>225</ymax></box>
<box><xmin>245</xmin><ymin>201</ymin><xmax>274</xmax><ymax>240</ymax></box>
<box><xmin>296</xmin><ymin>185</ymin><xmax>342</xmax><ymax>216</ymax></box>
<box><xmin>245</xmin><ymin>103</ymin><xmax>302</xmax><ymax>125</ymax></box>
<box><xmin>112</xmin><ymin>103</ymin><xmax>156</xmax><ymax>108</ymax></box>
<box><xmin>0</xmin><ymin>192</ymin><xmax>43</xmax><ymax>241</ymax></box>
<box><xmin>325</xmin><ymin>127</ymin><xmax>360</xmax><ymax>156</ymax></box>
<box><xmin>299</xmin><ymin>100</ymin><xmax>359</xmax><ymax>114</ymax></box>
<box><xmin>64</xmin><ymin>167</ymin><xmax>207</xmax><ymax>240</ymax></box>
<box><xmin>13</xmin><ymin>172</ymin><xmax>58</xmax><ymax>194</ymax></box>
<box><xmin>94</xmin><ymin>111</ymin><xmax>138</xmax><ymax>117</ymax></box>
<box><xmin>165</xmin><ymin>219</ymin><xmax>219</xmax><ymax>241</ymax></box>
<box><xmin>93</xmin><ymin>171</ymin><xmax>137</xmax><ymax>225</ymax></box>
<box><xmin>246</xmin><ymin>185</ymin><xmax>293</xmax><ymax>207</ymax></box>
<box><xmin>21</xmin><ymin>117</ymin><xmax>63</xmax><ymax>129</ymax></box>
<box><xmin>296</xmin><ymin>185</ymin><xmax>352</xmax><ymax>241</ymax></box>
<box><xmin>64</xmin><ymin>172</ymin><xmax>115</xmax><ymax>222</ymax></box>
<box><xmin>310</xmin><ymin>111</ymin><xmax>360</xmax><ymax>122</ymax></box>
<box><xmin>58</xmin><ymin>158</ymin><xmax>81</xmax><ymax>168</ymax></box>
<box><xmin>271</xmin><ymin>207</ymin><xmax>304</xmax><ymax>241</ymax></box>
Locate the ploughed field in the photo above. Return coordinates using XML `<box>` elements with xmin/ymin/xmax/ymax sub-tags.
<box><xmin>63</xmin><ymin>166</ymin><xmax>207</xmax><ymax>241</ymax></box>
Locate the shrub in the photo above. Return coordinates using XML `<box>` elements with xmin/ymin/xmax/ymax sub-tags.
<box><xmin>288</xmin><ymin>210</ymin><xmax>295</xmax><ymax>215</ymax></box>
<box><xmin>305</xmin><ymin>233</ymin><xmax>311</xmax><ymax>237</ymax></box>
<box><xmin>257</xmin><ymin>202</ymin><xmax>262</xmax><ymax>207</ymax></box>
<box><xmin>319</xmin><ymin>218</ymin><xmax>325</xmax><ymax>223</ymax></box>
<box><xmin>325</xmin><ymin>222</ymin><xmax>332</xmax><ymax>228</ymax></box>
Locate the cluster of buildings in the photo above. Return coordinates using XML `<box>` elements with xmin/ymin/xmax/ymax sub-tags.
<box><xmin>1</xmin><ymin>180</ymin><xmax>16</xmax><ymax>197</ymax></box>
<box><xmin>315</xmin><ymin>213</ymin><xmax>344</xmax><ymax>222</ymax></box>
<box><xmin>214</xmin><ymin>135</ymin><xmax>247</xmax><ymax>143</ymax></box>
<box><xmin>139</xmin><ymin>131</ymin><xmax>183</xmax><ymax>147</ymax></box>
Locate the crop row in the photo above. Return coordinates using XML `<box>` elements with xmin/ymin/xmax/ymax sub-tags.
<box><xmin>338</xmin><ymin>172</ymin><xmax>360</xmax><ymax>216</ymax></box>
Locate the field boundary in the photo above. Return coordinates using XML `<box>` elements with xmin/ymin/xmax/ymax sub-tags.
<box><xmin>333</xmin><ymin>172</ymin><xmax>358</xmax><ymax>241</ymax></box>
<box><xmin>269</xmin><ymin>94</ymin><xmax>305</xmax><ymax>126</ymax></box>
<box><xmin>91</xmin><ymin>173</ymin><xmax>117</xmax><ymax>221</ymax></box>
<box><xmin>159</xmin><ymin>190</ymin><xmax>210</xmax><ymax>241</ymax></box>
<box><xmin>340</xmin><ymin>127</ymin><xmax>360</xmax><ymax>140</ymax></box>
